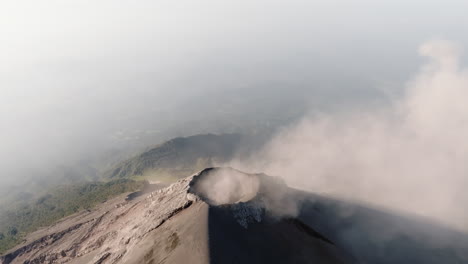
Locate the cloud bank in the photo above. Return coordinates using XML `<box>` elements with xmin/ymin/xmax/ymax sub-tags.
<box><xmin>236</xmin><ymin>40</ymin><xmax>468</xmax><ymax>231</ymax></box>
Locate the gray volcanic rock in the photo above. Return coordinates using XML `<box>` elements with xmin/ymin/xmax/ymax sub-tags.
<box><xmin>0</xmin><ymin>168</ymin><xmax>352</xmax><ymax>264</ymax></box>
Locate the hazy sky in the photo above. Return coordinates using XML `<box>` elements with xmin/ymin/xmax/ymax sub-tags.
<box><xmin>1</xmin><ymin>0</ymin><xmax>468</xmax><ymax>186</ymax></box>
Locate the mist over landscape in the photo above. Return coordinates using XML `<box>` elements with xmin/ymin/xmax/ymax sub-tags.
<box><xmin>2</xmin><ymin>0</ymin><xmax>468</xmax><ymax>187</ymax></box>
<box><xmin>1</xmin><ymin>0</ymin><xmax>468</xmax><ymax>263</ymax></box>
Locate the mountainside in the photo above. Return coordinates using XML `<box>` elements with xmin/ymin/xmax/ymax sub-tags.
<box><xmin>0</xmin><ymin>133</ymin><xmax>260</xmax><ymax>255</ymax></box>
<box><xmin>105</xmin><ymin>134</ymin><xmax>260</xmax><ymax>180</ymax></box>
<box><xmin>0</xmin><ymin>179</ymin><xmax>146</xmax><ymax>255</ymax></box>
<box><xmin>3</xmin><ymin>168</ymin><xmax>468</xmax><ymax>264</ymax></box>
<box><xmin>0</xmin><ymin>168</ymin><xmax>352</xmax><ymax>264</ymax></box>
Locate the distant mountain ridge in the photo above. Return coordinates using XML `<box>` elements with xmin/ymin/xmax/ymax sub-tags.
<box><xmin>105</xmin><ymin>133</ymin><xmax>260</xmax><ymax>180</ymax></box>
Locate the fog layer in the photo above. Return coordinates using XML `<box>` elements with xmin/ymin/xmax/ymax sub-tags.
<box><xmin>1</xmin><ymin>1</ymin><xmax>468</xmax><ymax>192</ymax></box>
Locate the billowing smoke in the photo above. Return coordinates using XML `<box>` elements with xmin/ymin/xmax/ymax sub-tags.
<box><xmin>191</xmin><ymin>168</ymin><xmax>260</xmax><ymax>206</ymax></box>
<box><xmin>233</xmin><ymin>40</ymin><xmax>468</xmax><ymax>231</ymax></box>
<box><xmin>190</xmin><ymin>168</ymin><xmax>300</xmax><ymax>217</ymax></box>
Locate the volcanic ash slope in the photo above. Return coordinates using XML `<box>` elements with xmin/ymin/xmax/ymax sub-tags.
<box><xmin>0</xmin><ymin>167</ymin><xmax>352</xmax><ymax>264</ymax></box>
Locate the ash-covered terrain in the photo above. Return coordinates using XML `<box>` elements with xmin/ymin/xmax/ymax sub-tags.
<box><xmin>2</xmin><ymin>168</ymin><xmax>468</xmax><ymax>264</ymax></box>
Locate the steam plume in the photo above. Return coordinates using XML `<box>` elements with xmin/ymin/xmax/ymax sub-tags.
<box><xmin>235</xmin><ymin>40</ymin><xmax>468</xmax><ymax>231</ymax></box>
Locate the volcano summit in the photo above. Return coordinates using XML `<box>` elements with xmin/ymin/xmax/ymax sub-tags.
<box><xmin>2</xmin><ymin>168</ymin><xmax>468</xmax><ymax>264</ymax></box>
<box><xmin>0</xmin><ymin>168</ymin><xmax>351</xmax><ymax>264</ymax></box>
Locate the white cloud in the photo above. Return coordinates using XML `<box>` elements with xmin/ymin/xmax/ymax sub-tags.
<box><xmin>238</xmin><ymin>40</ymin><xmax>468</xmax><ymax>231</ymax></box>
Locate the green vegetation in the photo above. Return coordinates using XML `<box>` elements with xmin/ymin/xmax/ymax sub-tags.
<box><xmin>0</xmin><ymin>179</ymin><xmax>145</xmax><ymax>254</ymax></box>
